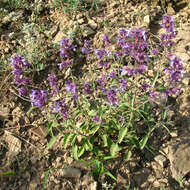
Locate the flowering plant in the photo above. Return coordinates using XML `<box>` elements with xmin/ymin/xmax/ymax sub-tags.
<box><xmin>9</xmin><ymin>15</ymin><xmax>184</xmax><ymax>180</ymax></box>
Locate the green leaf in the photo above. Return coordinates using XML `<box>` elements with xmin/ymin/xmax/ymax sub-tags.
<box><xmin>89</xmin><ymin>125</ymin><xmax>100</xmax><ymax>134</ymax></box>
<box><xmin>110</xmin><ymin>143</ymin><xmax>120</xmax><ymax>157</ymax></box>
<box><xmin>118</xmin><ymin>126</ymin><xmax>128</xmax><ymax>144</ymax></box>
<box><xmin>88</xmin><ymin>110</ymin><xmax>97</xmax><ymax>116</ymax></box>
<box><xmin>101</xmin><ymin>134</ymin><xmax>108</xmax><ymax>147</ymax></box>
<box><xmin>48</xmin><ymin>136</ymin><xmax>56</xmax><ymax>148</ymax></box>
<box><xmin>104</xmin><ymin>169</ymin><xmax>117</xmax><ymax>181</ymax></box>
<box><xmin>78</xmin><ymin>146</ymin><xmax>85</xmax><ymax>158</ymax></box>
<box><xmin>152</xmin><ymin>71</ymin><xmax>159</xmax><ymax>87</ymax></box>
<box><xmin>26</xmin><ymin>106</ymin><xmax>36</xmax><ymax>116</ymax></box>
<box><xmin>72</xmin><ymin>145</ymin><xmax>78</xmax><ymax>160</ymax></box>
<box><xmin>124</xmin><ymin>150</ymin><xmax>132</xmax><ymax>160</ymax></box>
<box><xmin>63</xmin><ymin>133</ymin><xmax>74</xmax><ymax>148</ymax></box>
<box><xmin>1</xmin><ymin>171</ymin><xmax>15</xmax><ymax>177</ymax></box>
<box><xmin>42</xmin><ymin>169</ymin><xmax>51</xmax><ymax>190</ymax></box>
<box><xmin>140</xmin><ymin>127</ymin><xmax>155</xmax><ymax>149</ymax></box>
<box><xmin>84</xmin><ymin>139</ymin><xmax>93</xmax><ymax>151</ymax></box>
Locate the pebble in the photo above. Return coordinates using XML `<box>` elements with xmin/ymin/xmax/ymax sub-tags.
<box><xmin>88</xmin><ymin>19</ymin><xmax>97</xmax><ymax>30</ymax></box>
<box><xmin>154</xmin><ymin>154</ymin><xmax>167</xmax><ymax>168</ymax></box>
<box><xmin>61</xmin><ymin>167</ymin><xmax>81</xmax><ymax>178</ymax></box>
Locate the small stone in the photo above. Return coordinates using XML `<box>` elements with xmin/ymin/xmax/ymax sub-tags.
<box><xmin>144</xmin><ymin>15</ymin><xmax>150</xmax><ymax>25</ymax></box>
<box><xmin>168</xmin><ymin>138</ymin><xmax>190</xmax><ymax>180</ymax></box>
<box><xmin>110</xmin><ymin>1</ymin><xmax>120</xmax><ymax>8</ymax></box>
<box><xmin>61</xmin><ymin>167</ymin><xmax>81</xmax><ymax>178</ymax></box>
<box><xmin>153</xmin><ymin>180</ymin><xmax>160</xmax><ymax>187</ymax></box>
<box><xmin>154</xmin><ymin>154</ymin><xmax>167</xmax><ymax>168</ymax></box>
<box><xmin>88</xmin><ymin>19</ymin><xmax>97</xmax><ymax>30</ymax></box>
<box><xmin>182</xmin><ymin>77</ymin><xmax>190</xmax><ymax>85</ymax></box>
<box><xmin>78</xmin><ymin>18</ymin><xmax>85</xmax><ymax>24</ymax></box>
<box><xmin>170</xmin><ymin>131</ymin><xmax>178</xmax><ymax>137</ymax></box>
<box><xmin>82</xmin><ymin>26</ymin><xmax>95</xmax><ymax>37</ymax></box>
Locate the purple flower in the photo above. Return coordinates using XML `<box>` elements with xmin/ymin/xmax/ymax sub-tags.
<box><xmin>103</xmin><ymin>34</ymin><xmax>110</xmax><ymax>47</ymax></box>
<box><xmin>160</xmin><ymin>15</ymin><xmax>175</xmax><ymax>33</ymax></box>
<box><xmin>84</xmin><ymin>82</ymin><xmax>92</xmax><ymax>94</ymax></box>
<box><xmin>97</xmin><ymin>61</ymin><xmax>109</xmax><ymax>68</ymax></box>
<box><xmin>121</xmin><ymin>66</ymin><xmax>134</xmax><ymax>76</ymax></box>
<box><xmin>152</xmin><ymin>48</ymin><xmax>159</xmax><ymax>55</ymax></box>
<box><xmin>30</xmin><ymin>89</ymin><xmax>47</xmax><ymax>107</ymax></box>
<box><xmin>65</xmin><ymin>81</ymin><xmax>77</xmax><ymax>94</ymax></box>
<box><xmin>58</xmin><ymin>59</ymin><xmax>73</xmax><ymax>69</ymax></box>
<box><xmin>54</xmin><ymin>100</ymin><xmax>68</xmax><ymax>120</ymax></box>
<box><xmin>164</xmin><ymin>55</ymin><xmax>185</xmax><ymax>82</ymax></box>
<box><xmin>48</xmin><ymin>74</ymin><xmax>57</xmax><ymax>87</ymax></box>
<box><xmin>141</xmin><ymin>84</ymin><xmax>151</xmax><ymax>91</ymax></box>
<box><xmin>134</xmin><ymin>64</ymin><xmax>147</xmax><ymax>74</ymax></box>
<box><xmin>93</xmin><ymin>116</ymin><xmax>101</xmax><ymax>123</ymax></box>
<box><xmin>164</xmin><ymin>87</ymin><xmax>181</xmax><ymax>96</ymax></box>
<box><xmin>118</xmin><ymin>28</ymin><xmax>131</xmax><ymax>38</ymax></box>
<box><xmin>97</xmin><ymin>74</ymin><xmax>107</xmax><ymax>92</ymax></box>
<box><xmin>109</xmin><ymin>72</ymin><xmax>116</xmax><ymax>79</ymax></box>
<box><xmin>10</xmin><ymin>55</ymin><xmax>30</xmax><ymax>68</ymax></box>
<box><xmin>59</xmin><ymin>37</ymin><xmax>76</xmax><ymax>58</ymax></box>
<box><xmin>14</xmin><ymin>76</ymin><xmax>31</xmax><ymax>85</ymax></box>
<box><xmin>107</xmin><ymin>89</ymin><xmax>118</xmax><ymax>106</ymax></box>
<box><xmin>18</xmin><ymin>87</ymin><xmax>27</xmax><ymax>96</ymax></box>
<box><xmin>159</xmin><ymin>15</ymin><xmax>176</xmax><ymax>47</ymax></box>
<box><xmin>81</xmin><ymin>40</ymin><xmax>91</xmax><ymax>54</ymax></box>
<box><xmin>94</xmin><ymin>48</ymin><xmax>110</xmax><ymax>59</ymax></box>
<box><xmin>120</xmin><ymin>79</ymin><xmax>128</xmax><ymax>92</ymax></box>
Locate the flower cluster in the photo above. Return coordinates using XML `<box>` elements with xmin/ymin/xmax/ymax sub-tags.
<box><xmin>48</xmin><ymin>74</ymin><xmax>58</xmax><ymax>94</ymax></box>
<box><xmin>54</xmin><ymin>100</ymin><xmax>68</xmax><ymax>120</ymax></box>
<box><xmin>94</xmin><ymin>48</ymin><xmax>110</xmax><ymax>67</ymax></box>
<box><xmin>59</xmin><ymin>37</ymin><xmax>76</xmax><ymax>58</ymax></box>
<box><xmin>117</xmin><ymin>28</ymin><xmax>149</xmax><ymax>63</ymax></box>
<box><xmin>160</xmin><ymin>15</ymin><xmax>176</xmax><ymax>47</ymax></box>
<box><xmin>84</xmin><ymin>82</ymin><xmax>93</xmax><ymax>94</ymax></box>
<box><xmin>10</xmin><ymin>55</ymin><xmax>31</xmax><ymax>96</ymax></box>
<box><xmin>164</xmin><ymin>55</ymin><xmax>185</xmax><ymax>96</ymax></box>
<box><xmin>30</xmin><ymin>89</ymin><xmax>47</xmax><ymax>107</ymax></box>
<box><xmin>106</xmin><ymin>89</ymin><xmax>118</xmax><ymax>106</ymax></box>
<box><xmin>65</xmin><ymin>80</ymin><xmax>78</xmax><ymax>100</ymax></box>
<box><xmin>81</xmin><ymin>40</ymin><xmax>91</xmax><ymax>54</ymax></box>
<box><xmin>58</xmin><ymin>37</ymin><xmax>76</xmax><ymax>70</ymax></box>
<box><xmin>121</xmin><ymin>64</ymin><xmax>147</xmax><ymax>76</ymax></box>
<box><xmin>165</xmin><ymin>55</ymin><xmax>184</xmax><ymax>82</ymax></box>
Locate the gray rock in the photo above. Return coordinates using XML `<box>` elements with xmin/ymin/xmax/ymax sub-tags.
<box><xmin>88</xmin><ymin>19</ymin><xmax>97</xmax><ymax>30</ymax></box>
<box><xmin>168</xmin><ymin>138</ymin><xmax>190</xmax><ymax>180</ymax></box>
<box><xmin>78</xmin><ymin>18</ymin><xmax>85</xmax><ymax>25</ymax></box>
<box><xmin>61</xmin><ymin>167</ymin><xmax>81</xmax><ymax>178</ymax></box>
<box><xmin>82</xmin><ymin>26</ymin><xmax>95</xmax><ymax>37</ymax></box>
<box><xmin>154</xmin><ymin>154</ymin><xmax>168</xmax><ymax>168</ymax></box>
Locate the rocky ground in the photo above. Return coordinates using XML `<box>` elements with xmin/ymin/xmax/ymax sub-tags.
<box><xmin>0</xmin><ymin>0</ymin><xmax>190</xmax><ymax>189</ymax></box>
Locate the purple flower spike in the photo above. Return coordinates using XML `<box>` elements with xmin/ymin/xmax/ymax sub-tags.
<box><xmin>58</xmin><ymin>59</ymin><xmax>73</xmax><ymax>70</ymax></box>
<box><xmin>30</xmin><ymin>89</ymin><xmax>47</xmax><ymax>107</ymax></box>
<box><xmin>120</xmin><ymin>79</ymin><xmax>128</xmax><ymax>92</ymax></box>
<box><xmin>84</xmin><ymin>82</ymin><xmax>92</xmax><ymax>94</ymax></box>
<box><xmin>103</xmin><ymin>34</ymin><xmax>110</xmax><ymax>47</ymax></box>
<box><xmin>160</xmin><ymin>15</ymin><xmax>175</xmax><ymax>33</ymax></box>
<box><xmin>18</xmin><ymin>87</ymin><xmax>27</xmax><ymax>96</ymax></box>
<box><xmin>94</xmin><ymin>48</ymin><xmax>110</xmax><ymax>60</ymax></box>
<box><xmin>109</xmin><ymin>72</ymin><xmax>116</xmax><ymax>79</ymax></box>
<box><xmin>81</xmin><ymin>40</ymin><xmax>91</xmax><ymax>54</ymax></box>
<box><xmin>93</xmin><ymin>116</ymin><xmax>101</xmax><ymax>123</ymax></box>
<box><xmin>107</xmin><ymin>89</ymin><xmax>118</xmax><ymax>106</ymax></box>
<box><xmin>65</xmin><ymin>81</ymin><xmax>77</xmax><ymax>94</ymax></box>
<box><xmin>152</xmin><ymin>48</ymin><xmax>159</xmax><ymax>55</ymax></box>
<box><xmin>121</xmin><ymin>66</ymin><xmax>134</xmax><ymax>76</ymax></box>
<box><xmin>54</xmin><ymin>100</ymin><xmax>68</xmax><ymax>120</ymax></box>
<box><xmin>48</xmin><ymin>74</ymin><xmax>57</xmax><ymax>87</ymax></box>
